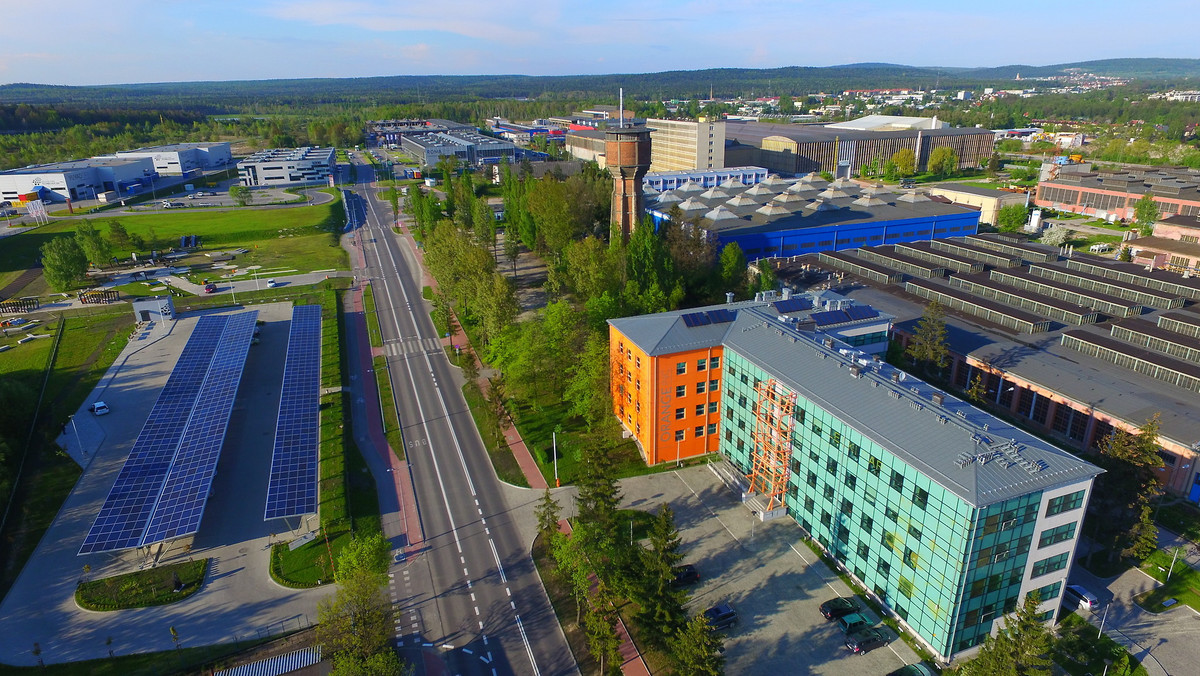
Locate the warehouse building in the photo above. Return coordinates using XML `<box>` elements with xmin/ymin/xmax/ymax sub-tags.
<box><xmin>927</xmin><ymin>183</ymin><xmax>1029</xmax><ymax>227</ymax></box>
<box><xmin>647</xmin><ymin>174</ymin><xmax>980</xmax><ymax>261</ymax></box>
<box><xmin>723</xmin><ymin>116</ymin><xmax>994</xmax><ymax>178</ymax></box>
<box><xmin>609</xmin><ymin>299</ymin><xmax>1101</xmax><ymax>661</ymax></box>
<box><xmin>113</xmin><ymin>142</ymin><xmax>233</xmax><ymax>175</ymax></box>
<box><xmin>367</xmin><ymin>119</ymin><xmax>472</xmax><ymax>146</ymax></box>
<box><xmin>0</xmin><ymin>156</ymin><xmax>157</xmax><ymax>204</ymax></box>
<box><xmin>400</xmin><ymin>130</ymin><xmax>517</xmax><ymax>167</ymax></box>
<box><xmin>237</xmin><ymin>147</ymin><xmax>336</xmax><ymax>186</ymax></box>
<box><xmin>1035</xmin><ymin>167</ymin><xmax>1200</xmax><ymax>222</ymax></box>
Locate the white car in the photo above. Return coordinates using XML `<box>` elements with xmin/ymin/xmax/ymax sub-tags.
<box><xmin>89</xmin><ymin>401</ymin><xmax>110</xmax><ymax>416</ymax></box>
<box><xmin>1065</xmin><ymin>584</ymin><xmax>1100</xmax><ymax>611</ymax></box>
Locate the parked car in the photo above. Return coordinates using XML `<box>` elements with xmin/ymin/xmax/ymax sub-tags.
<box><xmin>836</xmin><ymin>612</ymin><xmax>873</xmax><ymax>635</ymax></box>
<box><xmin>89</xmin><ymin>401</ymin><xmax>110</xmax><ymax>416</ymax></box>
<box><xmin>671</xmin><ymin>564</ymin><xmax>699</xmax><ymax>588</ymax></box>
<box><xmin>819</xmin><ymin>596</ymin><xmax>859</xmax><ymax>620</ymax></box>
<box><xmin>266</xmin><ymin>279</ymin><xmax>278</xmax><ymax>288</ymax></box>
<box><xmin>845</xmin><ymin>627</ymin><xmax>891</xmax><ymax>654</ymax></box>
<box><xmin>1064</xmin><ymin>584</ymin><xmax>1101</xmax><ymax>611</ymax></box>
<box><xmin>703</xmin><ymin>602</ymin><xmax>738</xmax><ymax>631</ymax></box>
<box><xmin>204</xmin><ymin>283</ymin><xmax>217</xmax><ymax>294</ymax></box>
<box><xmin>888</xmin><ymin>663</ymin><xmax>938</xmax><ymax>676</ymax></box>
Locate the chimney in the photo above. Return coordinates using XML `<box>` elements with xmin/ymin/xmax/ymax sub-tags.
<box><xmin>891</xmin><ymin>372</ymin><xmax>901</xmax><ymax>383</ymax></box>
<box><xmin>726</xmin><ymin>291</ymin><xmax>735</xmax><ymax>304</ymax></box>
<box><xmin>931</xmin><ymin>393</ymin><xmax>945</xmax><ymax>406</ymax></box>
<box><xmin>823</xmin><ymin>337</ymin><xmax>834</xmax><ymax>349</ymax></box>
<box><xmin>849</xmin><ymin>365</ymin><xmax>862</xmax><ymax>378</ymax></box>
<box><xmin>782</xmin><ymin>287</ymin><xmax>792</xmax><ymax>301</ymax></box>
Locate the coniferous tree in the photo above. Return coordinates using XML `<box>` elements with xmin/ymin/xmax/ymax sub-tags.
<box><xmin>906</xmin><ymin>301</ymin><xmax>949</xmax><ymax>375</ymax></box>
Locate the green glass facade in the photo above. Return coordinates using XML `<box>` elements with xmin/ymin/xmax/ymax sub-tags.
<box><xmin>720</xmin><ymin>349</ymin><xmax>1048</xmax><ymax>657</ymax></box>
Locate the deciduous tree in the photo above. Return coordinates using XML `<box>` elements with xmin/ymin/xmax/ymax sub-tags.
<box><xmin>316</xmin><ymin>568</ymin><xmax>394</xmax><ymax>664</ymax></box>
<box><xmin>335</xmin><ymin>531</ymin><xmax>391</xmax><ymax>585</ymax></box>
<box><xmin>996</xmin><ymin>204</ymin><xmax>1030</xmax><ymax>232</ymax></box>
<box><xmin>1134</xmin><ymin>193</ymin><xmax>1159</xmax><ymax>236</ymax></box>
<box><xmin>75</xmin><ymin>220</ymin><xmax>112</xmax><ymax>268</ymax></box>
<box><xmin>928</xmin><ymin>146</ymin><xmax>960</xmax><ymax>178</ymax></box>
<box><xmin>229</xmin><ymin>185</ymin><xmax>252</xmax><ymax>207</ymax></box>
<box><xmin>890</xmin><ymin>148</ymin><xmax>916</xmax><ymax>177</ymax></box>
<box><xmin>40</xmin><ymin>236</ymin><xmax>88</xmax><ymax>291</ymax></box>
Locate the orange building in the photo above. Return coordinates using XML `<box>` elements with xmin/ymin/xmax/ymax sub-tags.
<box><xmin>610</xmin><ymin>318</ymin><xmax>727</xmax><ymax>465</ymax></box>
<box><xmin>609</xmin><ymin>294</ymin><xmax>894</xmax><ymax>466</ymax></box>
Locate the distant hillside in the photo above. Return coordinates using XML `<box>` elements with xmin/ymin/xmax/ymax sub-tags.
<box><xmin>1</xmin><ymin>58</ymin><xmax>1197</xmax><ymax>109</ymax></box>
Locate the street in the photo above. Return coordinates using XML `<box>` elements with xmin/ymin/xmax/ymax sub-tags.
<box><xmin>344</xmin><ymin>160</ymin><xmax>576</xmax><ymax>675</ymax></box>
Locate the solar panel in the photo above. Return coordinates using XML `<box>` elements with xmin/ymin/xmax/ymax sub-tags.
<box><xmin>845</xmin><ymin>305</ymin><xmax>879</xmax><ymax>321</ymax></box>
<box><xmin>141</xmin><ymin>311</ymin><xmax>258</xmax><ymax>545</ymax></box>
<box><xmin>772</xmin><ymin>297</ymin><xmax>810</xmax><ymax>314</ymax></box>
<box><xmin>80</xmin><ymin>315</ymin><xmax>230</xmax><ymax>554</ymax></box>
<box><xmin>810</xmin><ymin>310</ymin><xmax>851</xmax><ymax>327</ymax></box>
<box><xmin>681</xmin><ymin>312</ymin><xmax>711</xmax><ymax>328</ymax></box>
<box><xmin>706</xmin><ymin>308</ymin><xmax>736</xmax><ymax>324</ymax></box>
<box><xmin>264</xmin><ymin>306</ymin><xmax>323</xmax><ymax>520</ymax></box>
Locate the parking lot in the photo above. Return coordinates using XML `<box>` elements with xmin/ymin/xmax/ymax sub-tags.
<box><xmin>615</xmin><ymin>464</ymin><xmax>925</xmax><ymax>674</ymax></box>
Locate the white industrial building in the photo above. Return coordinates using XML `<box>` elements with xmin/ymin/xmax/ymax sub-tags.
<box><xmin>114</xmin><ymin>142</ymin><xmax>233</xmax><ymax>175</ymax></box>
<box><xmin>237</xmin><ymin>147</ymin><xmax>337</xmax><ymax>186</ymax></box>
<box><xmin>0</xmin><ymin>157</ymin><xmax>157</xmax><ymax>204</ymax></box>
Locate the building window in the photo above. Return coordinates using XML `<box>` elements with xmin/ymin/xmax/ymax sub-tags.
<box><xmin>695</xmin><ymin>426</ymin><xmax>704</xmax><ymax>438</ymax></box>
<box><xmin>826</xmin><ymin>458</ymin><xmax>838</xmax><ymax>475</ymax></box>
<box><xmin>908</xmin><ymin>525</ymin><xmax>922</xmax><ymax>541</ymax></box>
<box><xmin>707</xmin><ymin>423</ymin><xmax>717</xmax><ymax>435</ymax></box>
<box><xmin>804</xmin><ymin>497</ymin><xmax>815</xmax><ymax>513</ymax></box>
<box><xmin>823</xmin><ymin>484</ymin><xmax>835</xmax><ymax>500</ymax></box>
<box><xmin>709</xmin><ymin>356</ymin><xmax>721</xmax><ymax>369</ymax></box>
<box><xmin>885</xmin><ymin>506</ymin><xmax>899</xmax><ymax>522</ymax></box>
<box><xmin>676</xmin><ymin>361</ymin><xmax>687</xmax><ymax>375</ymax></box>
<box><xmin>861</xmin><ymin>515</ymin><xmax>873</xmax><ymax>534</ymax></box>
<box><xmin>844</xmin><ymin>473</ymin><xmax>857</xmax><ymax>491</ymax></box>
<box><xmin>709</xmin><ymin>379</ymin><xmax>718</xmax><ymax>391</ymax></box>
<box><xmin>697</xmin><ymin>359</ymin><xmax>706</xmax><ymax>372</ymax></box>
<box><xmin>708</xmin><ymin>401</ymin><xmax>718</xmax><ymax>414</ymax></box>
<box><xmin>877</xmin><ymin>560</ymin><xmax>891</xmax><ymax>577</ymax></box>
<box><xmin>1031</xmin><ymin>553</ymin><xmax>1069</xmax><ymax>578</ymax></box>
<box><xmin>913</xmin><ymin>487</ymin><xmax>929</xmax><ymax>510</ymax></box>
<box><xmin>795</xmin><ymin>408</ymin><xmax>806</xmax><ymax>425</ymax></box>
<box><xmin>829</xmin><ymin>431</ymin><xmax>842</xmax><ymax>448</ymax></box>
<box><xmin>725</xmin><ymin>429</ymin><xmax>733</xmax><ymax>442</ymax></box>
<box><xmin>848</xmin><ymin>442</ymin><xmax>860</xmax><ymax>461</ymax></box>
<box><xmin>898</xmin><ymin>576</ymin><xmax>914</xmax><ymax>599</ymax></box>
<box><xmin>1038</xmin><ymin>522</ymin><xmax>1077</xmax><ymax>549</ymax></box>
<box><xmin>890</xmin><ymin>470</ymin><xmax>905</xmax><ymax>493</ymax></box>
<box><xmin>636</xmin><ymin>357</ymin><xmax>641</xmax><ymax>368</ymax></box>
<box><xmin>675</xmin><ymin>429</ymin><xmax>685</xmax><ymax>441</ymax></box>
<box><xmin>841</xmin><ymin>499</ymin><xmax>853</xmax><ymax>516</ymax></box>
<box><xmin>676</xmin><ymin>385</ymin><xmax>686</xmax><ymax>397</ymax></box>
<box><xmin>857</xmin><ymin>543</ymin><xmax>870</xmax><ymax>560</ymax></box>
<box><xmin>1047</xmin><ymin>490</ymin><xmax>1085</xmax><ymax>516</ymax></box>
<box><xmin>904</xmin><ymin>548</ymin><xmax>919</xmax><ymax>570</ymax></box>
<box><xmin>1031</xmin><ymin>581</ymin><xmax>1062</xmax><ymax>602</ymax></box>
<box><xmin>695</xmin><ymin>404</ymin><xmax>705</xmax><ymax>417</ymax></box>
<box><xmin>811</xmin><ymin>422</ymin><xmax>823</xmax><ymax>437</ymax></box>
<box><xmin>868</xmin><ymin>456</ymin><xmax>882</xmax><ymax>476</ymax></box>
<box><xmin>807</xmin><ymin>471</ymin><xmax>818</xmax><ymax>488</ymax></box>
<box><xmin>676</xmin><ymin>407</ymin><xmax>685</xmax><ymax>420</ymax></box>
<box><xmin>820</xmin><ymin>511</ymin><xmax>832</xmax><ymax>527</ymax></box>
<box><xmin>696</xmin><ymin>381</ymin><xmax>706</xmax><ymax>394</ymax></box>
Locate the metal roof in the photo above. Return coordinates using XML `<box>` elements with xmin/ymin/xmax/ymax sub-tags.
<box><xmin>723</xmin><ymin>308</ymin><xmax>1102</xmax><ymax>507</ymax></box>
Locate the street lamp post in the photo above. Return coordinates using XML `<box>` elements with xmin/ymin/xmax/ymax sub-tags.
<box><xmin>68</xmin><ymin>415</ymin><xmax>83</xmax><ymax>458</ymax></box>
<box><xmin>553</xmin><ymin>431</ymin><xmax>559</xmax><ymax>488</ymax></box>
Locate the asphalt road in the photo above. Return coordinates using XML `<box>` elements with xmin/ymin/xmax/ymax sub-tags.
<box><xmin>346</xmin><ymin>162</ymin><xmax>576</xmax><ymax>676</ymax></box>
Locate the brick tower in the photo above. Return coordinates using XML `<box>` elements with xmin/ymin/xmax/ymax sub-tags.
<box><xmin>606</xmin><ymin>125</ymin><xmax>652</xmax><ymax>240</ymax></box>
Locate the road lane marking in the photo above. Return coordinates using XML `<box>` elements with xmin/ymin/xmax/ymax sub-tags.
<box><xmin>489</xmin><ymin>540</ymin><xmax>507</xmax><ymax>583</ymax></box>
<box><xmin>514</xmin><ymin>614</ymin><xmax>541</xmax><ymax>676</ymax></box>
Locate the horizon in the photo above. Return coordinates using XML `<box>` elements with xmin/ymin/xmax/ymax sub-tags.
<box><xmin>2</xmin><ymin>1</ymin><xmax>1195</xmax><ymax>88</ymax></box>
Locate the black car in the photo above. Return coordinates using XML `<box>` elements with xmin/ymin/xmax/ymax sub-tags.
<box><xmin>671</xmin><ymin>564</ymin><xmax>700</xmax><ymax>588</ymax></box>
<box><xmin>845</xmin><ymin>627</ymin><xmax>891</xmax><ymax>655</ymax></box>
<box><xmin>703</xmin><ymin>602</ymin><xmax>738</xmax><ymax>631</ymax></box>
<box><xmin>819</xmin><ymin>596</ymin><xmax>858</xmax><ymax>620</ymax></box>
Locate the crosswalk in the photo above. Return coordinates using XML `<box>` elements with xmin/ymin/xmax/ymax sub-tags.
<box><xmin>382</xmin><ymin>337</ymin><xmax>444</xmax><ymax>357</ymax></box>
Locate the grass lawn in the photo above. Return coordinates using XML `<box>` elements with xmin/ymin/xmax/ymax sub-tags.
<box><xmin>1133</xmin><ymin>548</ymin><xmax>1200</xmax><ymax>613</ymax></box>
<box><xmin>1056</xmin><ymin>232</ymin><xmax>1123</xmax><ymax>250</ymax></box>
<box><xmin>363</xmin><ymin>283</ymin><xmax>382</xmax><ymax>348</ymax></box>
<box><xmin>461</xmin><ymin>380</ymin><xmax>528</xmax><ymax>487</ymax></box>
<box><xmin>1157</xmin><ymin>501</ymin><xmax>1200</xmax><ymax>542</ymax></box>
<box><xmin>0</xmin><ymin>193</ymin><xmax>348</xmax><ymax>295</ymax></box>
<box><xmin>0</xmin><ymin>311</ymin><xmax>135</xmax><ymax>599</ymax></box>
<box><xmin>113</xmin><ymin>280</ymin><xmax>195</xmax><ymax>298</ymax></box>
<box><xmin>373</xmin><ymin>356</ymin><xmax>405</xmax><ymax>459</ymax></box>
<box><xmin>1053</xmin><ymin>611</ymin><xmax>1148</xmax><ymax>676</ymax></box>
<box><xmin>75</xmin><ymin>559</ymin><xmax>208</xmax><ymax>611</ymax></box>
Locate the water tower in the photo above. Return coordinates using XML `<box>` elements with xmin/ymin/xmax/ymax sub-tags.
<box><xmin>606</xmin><ymin>125</ymin><xmax>652</xmax><ymax>240</ymax></box>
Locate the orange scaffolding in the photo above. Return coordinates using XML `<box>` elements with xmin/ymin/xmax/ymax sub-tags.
<box><xmin>746</xmin><ymin>378</ymin><xmax>797</xmax><ymax>511</ymax></box>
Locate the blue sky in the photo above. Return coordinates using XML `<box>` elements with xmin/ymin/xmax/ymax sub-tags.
<box><xmin>3</xmin><ymin>0</ymin><xmax>1195</xmax><ymax>86</ymax></box>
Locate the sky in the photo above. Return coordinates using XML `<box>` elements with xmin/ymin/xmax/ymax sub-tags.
<box><xmin>2</xmin><ymin>0</ymin><xmax>1196</xmax><ymax>86</ymax></box>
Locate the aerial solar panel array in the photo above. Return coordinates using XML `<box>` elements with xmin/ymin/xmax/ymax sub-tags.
<box><xmin>80</xmin><ymin>311</ymin><xmax>258</xmax><ymax>555</ymax></box>
<box><xmin>264</xmin><ymin>305</ymin><xmax>323</xmax><ymax>520</ymax></box>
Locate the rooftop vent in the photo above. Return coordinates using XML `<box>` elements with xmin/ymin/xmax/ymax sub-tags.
<box><xmin>931</xmin><ymin>393</ymin><xmax>945</xmax><ymax>406</ymax></box>
<box><xmin>849</xmin><ymin>365</ymin><xmax>862</xmax><ymax>378</ymax></box>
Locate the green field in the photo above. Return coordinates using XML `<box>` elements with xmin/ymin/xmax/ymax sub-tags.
<box><xmin>0</xmin><ymin>193</ymin><xmax>349</xmax><ymax>295</ymax></box>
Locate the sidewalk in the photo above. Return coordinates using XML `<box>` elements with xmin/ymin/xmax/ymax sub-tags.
<box><xmin>389</xmin><ymin>216</ymin><xmax>649</xmax><ymax>675</ymax></box>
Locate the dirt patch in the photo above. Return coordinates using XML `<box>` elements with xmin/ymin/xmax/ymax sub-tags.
<box><xmin>496</xmin><ymin>230</ymin><xmax>548</xmax><ymax>320</ymax></box>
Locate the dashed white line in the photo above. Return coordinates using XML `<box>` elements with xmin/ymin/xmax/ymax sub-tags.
<box><xmin>474</xmin><ymin>606</ymin><xmax>480</xmax><ymax>615</ymax></box>
<box><xmin>489</xmin><ymin>539</ymin><xmax>507</xmax><ymax>583</ymax></box>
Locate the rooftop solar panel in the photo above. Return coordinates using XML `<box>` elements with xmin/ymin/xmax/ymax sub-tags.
<box><xmin>772</xmin><ymin>298</ymin><xmax>810</xmax><ymax>314</ymax></box>
<box><xmin>810</xmin><ymin>310</ymin><xmax>850</xmax><ymax>326</ymax></box>
<box><xmin>264</xmin><ymin>306</ymin><xmax>323</xmax><ymax>520</ymax></box>
<box><xmin>706</xmin><ymin>308</ymin><xmax>736</xmax><ymax>324</ymax></box>
<box><xmin>681</xmin><ymin>312</ymin><xmax>711</xmax><ymax>328</ymax></box>
<box><xmin>845</xmin><ymin>305</ymin><xmax>880</xmax><ymax>321</ymax></box>
<box><xmin>141</xmin><ymin>311</ymin><xmax>258</xmax><ymax>545</ymax></box>
<box><xmin>80</xmin><ymin>316</ymin><xmax>230</xmax><ymax>554</ymax></box>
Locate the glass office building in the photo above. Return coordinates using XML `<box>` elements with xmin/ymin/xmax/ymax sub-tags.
<box><xmin>718</xmin><ymin>307</ymin><xmax>1101</xmax><ymax>660</ymax></box>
